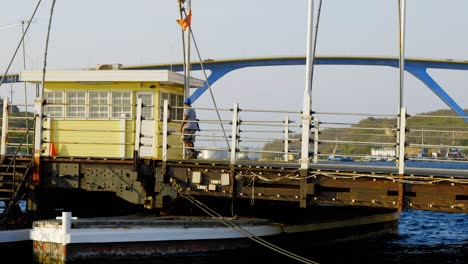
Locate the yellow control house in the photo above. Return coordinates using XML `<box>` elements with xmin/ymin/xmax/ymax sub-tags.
<box><xmin>19</xmin><ymin>66</ymin><xmax>204</xmax><ymax>160</ymax></box>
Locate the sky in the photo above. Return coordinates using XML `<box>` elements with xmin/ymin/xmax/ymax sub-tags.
<box><xmin>1</xmin><ymin>0</ymin><xmax>468</xmax><ymax>125</ymax></box>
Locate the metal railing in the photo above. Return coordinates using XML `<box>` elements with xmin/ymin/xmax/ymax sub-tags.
<box><xmin>314</xmin><ymin>111</ymin><xmax>400</xmax><ymax>162</ymax></box>
<box><xmin>159</xmin><ymin>102</ymin><xmax>468</xmax><ymax>173</ymax></box>
<box><xmin>1</xmin><ymin>98</ymin><xmax>35</xmax><ymax>156</ymax></box>
<box><xmin>166</xmin><ymin>102</ymin><xmax>303</xmax><ymax>163</ymax></box>
<box><xmin>1</xmin><ymin>96</ymin><xmax>466</xmax><ymax>173</ymax></box>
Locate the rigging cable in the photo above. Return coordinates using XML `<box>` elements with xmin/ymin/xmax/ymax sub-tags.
<box><xmin>0</xmin><ymin>0</ymin><xmax>43</xmax><ymax>89</ymax></box>
<box><xmin>182</xmin><ymin>8</ymin><xmax>232</xmax><ymax>151</ymax></box>
<box><xmin>170</xmin><ymin>178</ymin><xmax>318</xmax><ymax>264</ymax></box>
<box><xmin>40</xmin><ymin>0</ymin><xmax>58</xmax><ymax>98</ymax></box>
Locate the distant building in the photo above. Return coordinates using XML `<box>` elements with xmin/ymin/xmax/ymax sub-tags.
<box><xmin>371</xmin><ymin>147</ymin><xmax>395</xmax><ymax>157</ymax></box>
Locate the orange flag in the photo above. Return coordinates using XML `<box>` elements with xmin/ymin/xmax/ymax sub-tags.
<box><xmin>177</xmin><ymin>9</ymin><xmax>192</xmax><ymax>31</ymax></box>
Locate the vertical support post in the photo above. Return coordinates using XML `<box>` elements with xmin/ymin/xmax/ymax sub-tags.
<box><xmin>1</xmin><ymin>97</ymin><xmax>9</xmax><ymax>157</ymax></box>
<box><xmin>284</xmin><ymin>116</ymin><xmax>290</xmax><ymax>162</ymax></box>
<box><xmin>313</xmin><ymin>117</ymin><xmax>319</xmax><ymax>164</ymax></box>
<box><xmin>398</xmin><ymin>0</ymin><xmax>406</xmax><ymax>110</ymax></box>
<box><xmin>162</xmin><ymin>100</ymin><xmax>169</xmax><ymax>162</ymax></box>
<box><xmin>397</xmin><ymin>107</ymin><xmax>407</xmax><ymax>212</ymax></box>
<box><xmin>33</xmin><ymin>98</ymin><xmax>44</xmax><ymax>184</ymax></box>
<box><xmin>134</xmin><ymin>98</ymin><xmax>143</xmax><ymax>158</ymax></box>
<box><xmin>398</xmin><ymin>107</ymin><xmax>407</xmax><ymax>175</ymax></box>
<box><xmin>44</xmin><ymin>116</ymin><xmax>51</xmax><ymax>155</ymax></box>
<box><xmin>184</xmin><ymin>0</ymin><xmax>192</xmax><ymax>98</ymax></box>
<box><xmin>230</xmin><ymin>103</ymin><xmax>240</xmax><ymax>164</ymax></box>
<box><xmin>120</xmin><ymin>113</ymin><xmax>126</xmax><ymax>158</ymax></box>
<box><xmin>301</xmin><ymin>0</ymin><xmax>315</xmax><ymax>170</ymax></box>
<box><xmin>396</xmin><ymin>0</ymin><xmax>406</xmax><ymax>213</ymax></box>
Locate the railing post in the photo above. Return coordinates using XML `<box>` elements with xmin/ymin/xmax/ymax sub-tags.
<box><xmin>44</xmin><ymin>116</ymin><xmax>51</xmax><ymax>155</ymax></box>
<box><xmin>1</xmin><ymin>97</ymin><xmax>9</xmax><ymax>158</ymax></box>
<box><xmin>300</xmin><ymin>112</ymin><xmax>311</xmax><ymax>169</ymax></box>
<box><xmin>230</xmin><ymin>103</ymin><xmax>240</xmax><ymax>164</ymax></box>
<box><xmin>313</xmin><ymin>117</ymin><xmax>319</xmax><ymax>164</ymax></box>
<box><xmin>397</xmin><ymin>107</ymin><xmax>407</xmax><ymax>213</ymax></box>
<box><xmin>134</xmin><ymin>98</ymin><xmax>143</xmax><ymax>158</ymax></box>
<box><xmin>398</xmin><ymin>107</ymin><xmax>407</xmax><ymax>175</ymax></box>
<box><xmin>33</xmin><ymin>98</ymin><xmax>44</xmax><ymax>184</ymax></box>
<box><xmin>162</xmin><ymin>100</ymin><xmax>169</xmax><ymax>161</ymax></box>
<box><xmin>284</xmin><ymin>116</ymin><xmax>290</xmax><ymax>162</ymax></box>
<box><xmin>300</xmin><ymin>0</ymin><xmax>315</xmax><ymax>171</ymax></box>
<box><xmin>120</xmin><ymin>113</ymin><xmax>126</xmax><ymax>158</ymax></box>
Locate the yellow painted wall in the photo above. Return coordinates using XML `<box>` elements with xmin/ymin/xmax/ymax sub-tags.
<box><xmin>44</xmin><ymin>120</ymin><xmax>133</xmax><ymax>158</ymax></box>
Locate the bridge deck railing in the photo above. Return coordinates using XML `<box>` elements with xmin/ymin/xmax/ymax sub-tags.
<box><xmin>2</xmin><ymin>97</ymin><xmax>467</xmax><ymax>174</ymax></box>
<box><xmin>168</xmin><ymin>103</ymin><xmax>303</xmax><ymax>162</ymax></box>
<box><xmin>405</xmin><ymin>113</ymin><xmax>468</xmax><ymax>162</ymax></box>
<box><xmin>161</xmin><ymin>102</ymin><xmax>468</xmax><ymax>173</ymax></box>
<box><xmin>313</xmin><ymin>111</ymin><xmax>400</xmax><ymax>162</ymax></box>
<box><xmin>0</xmin><ymin>98</ymin><xmax>35</xmax><ymax>157</ymax></box>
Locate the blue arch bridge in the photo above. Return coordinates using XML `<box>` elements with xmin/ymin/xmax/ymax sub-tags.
<box><xmin>0</xmin><ymin>56</ymin><xmax>467</xmax><ymax>227</ymax></box>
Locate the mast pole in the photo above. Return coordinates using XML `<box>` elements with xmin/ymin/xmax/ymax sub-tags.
<box><xmin>178</xmin><ymin>0</ymin><xmax>188</xmax><ymax>98</ymax></box>
<box><xmin>185</xmin><ymin>0</ymin><xmax>191</xmax><ymax>98</ymax></box>
<box><xmin>300</xmin><ymin>0</ymin><xmax>315</xmax><ymax>170</ymax></box>
<box><xmin>399</xmin><ymin>0</ymin><xmax>406</xmax><ymax>109</ymax></box>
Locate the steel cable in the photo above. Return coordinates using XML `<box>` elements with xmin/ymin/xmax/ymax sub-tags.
<box><xmin>0</xmin><ymin>0</ymin><xmax>43</xmax><ymax>89</ymax></box>
<box><xmin>170</xmin><ymin>178</ymin><xmax>319</xmax><ymax>264</ymax></box>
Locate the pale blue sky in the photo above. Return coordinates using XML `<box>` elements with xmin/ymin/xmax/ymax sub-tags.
<box><xmin>1</xmin><ymin>0</ymin><xmax>468</xmax><ymax>119</ymax></box>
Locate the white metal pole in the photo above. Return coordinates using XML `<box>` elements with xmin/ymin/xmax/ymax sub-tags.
<box><xmin>1</xmin><ymin>98</ymin><xmax>9</xmax><ymax>156</ymax></box>
<box><xmin>399</xmin><ymin>0</ymin><xmax>406</xmax><ymax>109</ymax></box>
<box><xmin>185</xmin><ymin>0</ymin><xmax>191</xmax><ymax>98</ymax></box>
<box><xmin>33</xmin><ymin>99</ymin><xmax>44</xmax><ymax>155</ymax></box>
<box><xmin>134</xmin><ymin>98</ymin><xmax>143</xmax><ymax>156</ymax></box>
<box><xmin>398</xmin><ymin>107</ymin><xmax>407</xmax><ymax>175</ymax></box>
<box><xmin>300</xmin><ymin>0</ymin><xmax>315</xmax><ymax>170</ymax></box>
<box><xmin>33</xmin><ymin>98</ymin><xmax>44</xmax><ymax>183</ymax></box>
<box><xmin>313</xmin><ymin>117</ymin><xmax>319</xmax><ymax>163</ymax></box>
<box><xmin>21</xmin><ymin>20</ymin><xmax>30</xmax><ymax>152</ymax></box>
<box><xmin>284</xmin><ymin>116</ymin><xmax>290</xmax><ymax>162</ymax></box>
<box><xmin>230</xmin><ymin>103</ymin><xmax>239</xmax><ymax>164</ymax></box>
<box><xmin>162</xmin><ymin>100</ymin><xmax>169</xmax><ymax>161</ymax></box>
<box><xmin>45</xmin><ymin>116</ymin><xmax>51</xmax><ymax>155</ymax></box>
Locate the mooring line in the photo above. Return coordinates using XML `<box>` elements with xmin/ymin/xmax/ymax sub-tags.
<box><xmin>170</xmin><ymin>178</ymin><xmax>319</xmax><ymax>264</ymax></box>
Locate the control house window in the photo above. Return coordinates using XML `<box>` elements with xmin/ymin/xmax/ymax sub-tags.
<box><xmin>89</xmin><ymin>91</ymin><xmax>109</xmax><ymax>118</ymax></box>
<box><xmin>44</xmin><ymin>92</ymin><xmax>64</xmax><ymax>117</ymax></box>
<box><xmin>159</xmin><ymin>92</ymin><xmax>183</xmax><ymax>121</ymax></box>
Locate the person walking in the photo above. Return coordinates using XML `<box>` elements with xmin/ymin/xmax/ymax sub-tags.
<box><xmin>180</xmin><ymin>98</ymin><xmax>199</xmax><ymax>159</ymax></box>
